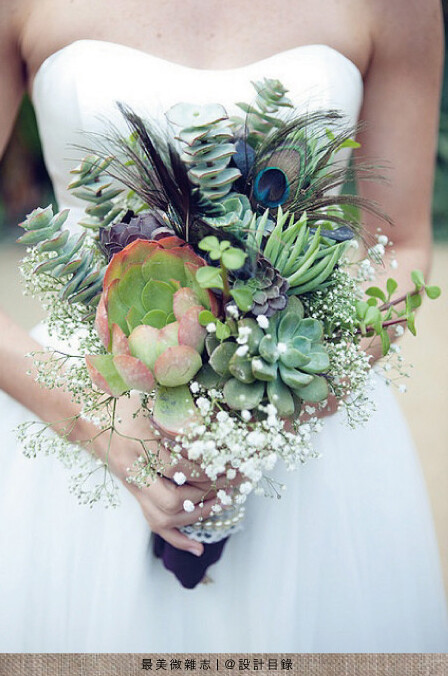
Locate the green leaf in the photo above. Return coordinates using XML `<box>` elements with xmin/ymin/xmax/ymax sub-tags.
<box><xmin>125</xmin><ymin>306</ymin><xmax>143</xmax><ymax>334</ymax></box>
<box><xmin>141</xmin><ymin>309</ymin><xmax>167</xmax><ymax>329</ymax></box>
<box><xmin>86</xmin><ymin>354</ymin><xmax>128</xmax><ymax>397</ymax></box>
<box><xmin>292</xmin><ymin>375</ymin><xmax>328</xmax><ymax>403</ymax></box>
<box><xmin>195</xmin><ymin>266</ymin><xmax>224</xmax><ymax>290</ymax></box>
<box><xmin>152</xmin><ymin>385</ymin><xmax>200</xmax><ymax>435</ymax></box>
<box><xmin>266</xmin><ymin>378</ymin><xmax>295</xmax><ymax>417</ymax></box>
<box><xmin>195</xmin><ymin>364</ymin><xmax>227</xmax><ymax>389</ymax></box>
<box><xmin>230</xmin><ymin>287</ymin><xmax>254</xmax><ymax>312</ymax></box>
<box><xmin>208</xmin><ymin>249</ymin><xmax>222</xmax><ymax>261</ymax></box>
<box><xmin>367</xmin><ymin>297</ymin><xmax>378</xmax><ymax>307</ymax></box>
<box><xmin>279</xmin><ymin>364</ymin><xmax>313</xmax><ymax>388</ymax></box>
<box><xmin>229</xmin><ymin>353</ymin><xmax>255</xmax><ymax>384</ymax></box>
<box><xmin>223</xmin><ymin>378</ymin><xmax>265</xmax><ymax>410</ymax></box>
<box><xmin>386</xmin><ymin>278</ymin><xmax>398</xmax><ymax>298</ymax></box>
<box><xmin>251</xmin><ymin>357</ymin><xmax>278</xmax><ymax>382</ymax></box>
<box><xmin>222</xmin><ymin>247</ymin><xmax>247</xmax><ymax>270</ymax></box>
<box><xmin>198</xmin><ymin>310</ymin><xmax>216</xmax><ymax>327</ymax></box>
<box><xmin>141</xmin><ymin>279</ymin><xmax>174</xmax><ymax>314</ymax></box>
<box><xmin>408</xmin><ymin>293</ymin><xmax>422</xmax><ymax>310</ymax></box>
<box><xmin>426</xmin><ymin>285</ymin><xmax>441</xmax><ymax>300</ymax></box>
<box><xmin>215</xmin><ymin>321</ymin><xmax>231</xmax><ymax>341</ymax></box>
<box><xmin>364</xmin><ymin>306</ymin><xmax>382</xmax><ymax>327</ymax></box>
<box><xmin>355</xmin><ymin>301</ymin><xmax>369</xmax><ymax>320</ymax></box>
<box><xmin>407</xmin><ymin>312</ymin><xmax>417</xmax><ymax>336</ymax></box>
<box><xmin>209</xmin><ymin>342</ymin><xmax>238</xmax><ymax>376</ymax></box>
<box><xmin>154</xmin><ymin>345</ymin><xmax>202</xmax><ymax>387</ymax></box>
<box><xmin>411</xmin><ymin>270</ymin><xmax>425</xmax><ymax>290</ymax></box>
<box><xmin>366</xmin><ymin>286</ymin><xmax>386</xmax><ymax>303</ymax></box>
<box><xmin>339</xmin><ymin>138</ymin><xmax>361</xmax><ymax>149</ymax></box>
<box><xmin>297</xmin><ymin>318</ymin><xmax>323</xmax><ymax>342</ymax></box>
<box><xmin>238</xmin><ymin>318</ymin><xmax>265</xmax><ymax>354</ymax></box>
<box><xmin>380</xmin><ymin>329</ymin><xmax>390</xmax><ymax>356</ymax></box>
<box><xmin>198</xmin><ymin>236</ymin><xmax>220</xmax><ymax>253</ymax></box>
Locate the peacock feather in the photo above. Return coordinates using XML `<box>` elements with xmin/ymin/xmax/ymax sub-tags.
<box><xmin>246</xmin><ymin>110</ymin><xmax>389</xmax><ymax>234</ymax></box>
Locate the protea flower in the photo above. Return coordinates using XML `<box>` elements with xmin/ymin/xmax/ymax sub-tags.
<box><xmin>86</xmin><ymin>237</ymin><xmax>219</xmax><ymax>434</ymax></box>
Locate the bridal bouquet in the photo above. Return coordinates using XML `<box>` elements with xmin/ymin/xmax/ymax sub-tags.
<box><xmin>17</xmin><ymin>79</ymin><xmax>440</xmax><ymax>587</ymax></box>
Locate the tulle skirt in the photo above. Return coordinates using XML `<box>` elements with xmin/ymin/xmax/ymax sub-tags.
<box><xmin>0</xmin><ymin>359</ymin><xmax>447</xmax><ymax>652</ymax></box>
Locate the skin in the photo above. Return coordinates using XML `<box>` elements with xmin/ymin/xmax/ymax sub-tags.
<box><xmin>0</xmin><ymin>0</ymin><xmax>444</xmax><ymax>554</ymax></box>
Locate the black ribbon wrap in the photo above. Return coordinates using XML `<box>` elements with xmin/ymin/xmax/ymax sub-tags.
<box><xmin>153</xmin><ymin>534</ymin><xmax>229</xmax><ymax>589</ymax></box>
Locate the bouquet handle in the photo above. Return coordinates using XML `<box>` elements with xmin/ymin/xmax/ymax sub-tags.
<box><xmin>153</xmin><ymin>534</ymin><xmax>229</xmax><ymax>589</ymax></box>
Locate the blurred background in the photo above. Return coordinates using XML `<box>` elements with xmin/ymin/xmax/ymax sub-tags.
<box><xmin>0</xmin><ymin>10</ymin><xmax>447</xmax><ymax>594</ymax></box>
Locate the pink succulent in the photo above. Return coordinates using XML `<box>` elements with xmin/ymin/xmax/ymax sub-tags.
<box><xmin>86</xmin><ymin>238</ymin><xmax>219</xmax><ymax>433</ymax></box>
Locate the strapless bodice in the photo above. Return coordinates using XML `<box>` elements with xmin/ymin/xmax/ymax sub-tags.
<box><xmin>31</xmin><ymin>40</ymin><xmax>363</xmax><ymax>224</ymax></box>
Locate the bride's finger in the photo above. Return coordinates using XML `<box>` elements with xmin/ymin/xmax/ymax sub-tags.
<box><xmin>140</xmin><ymin>493</ymin><xmax>220</xmax><ymax>531</ymax></box>
<box><xmin>156</xmin><ymin>445</ymin><xmax>244</xmax><ymax>489</ymax></box>
<box><xmin>157</xmin><ymin>528</ymin><xmax>204</xmax><ymax>556</ymax></box>
<box><xmin>156</xmin><ymin>444</ymin><xmax>211</xmax><ymax>483</ymax></box>
<box><xmin>189</xmin><ymin>471</ymin><xmax>244</xmax><ymax>491</ymax></box>
<box><xmin>143</xmin><ymin>476</ymin><xmax>220</xmax><ymax>515</ymax></box>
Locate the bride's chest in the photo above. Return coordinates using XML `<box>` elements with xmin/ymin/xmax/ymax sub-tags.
<box><xmin>21</xmin><ymin>0</ymin><xmax>370</xmax><ymax>83</ymax></box>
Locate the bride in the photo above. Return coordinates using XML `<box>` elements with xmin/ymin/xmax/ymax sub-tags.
<box><xmin>0</xmin><ymin>0</ymin><xmax>447</xmax><ymax>652</ymax></box>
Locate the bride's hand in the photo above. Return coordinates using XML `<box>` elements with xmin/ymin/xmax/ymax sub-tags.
<box><xmin>91</xmin><ymin>394</ymin><xmax>233</xmax><ymax>556</ymax></box>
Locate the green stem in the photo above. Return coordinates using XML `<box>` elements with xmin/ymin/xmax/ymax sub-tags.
<box><xmin>220</xmin><ymin>263</ymin><xmax>231</xmax><ymax>305</ymax></box>
<box><xmin>378</xmin><ymin>288</ymin><xmax>422</xmax><ymax>312</ymax></box>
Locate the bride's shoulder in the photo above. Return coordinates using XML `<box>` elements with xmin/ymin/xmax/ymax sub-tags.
<box><xmin>369</xmin><ymin>0</ymin><xmax>443</xmax><ymax>63</ymax></box>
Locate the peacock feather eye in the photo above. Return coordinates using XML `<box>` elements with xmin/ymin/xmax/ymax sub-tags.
<box><xmin>253</xmin><ymin>167</ymin><xmax>290</xmax><ymax>208</ymax></box>
<box><xmin>251</xmin><ymin>140</ymin><xmax>309</xmax><ymax>210</ymax></box>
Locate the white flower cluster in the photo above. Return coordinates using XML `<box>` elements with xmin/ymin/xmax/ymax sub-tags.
<box><xmin>16</xmin><ymin>419</ymin><xmax>120</xmax><ymax>507</ymax></box>
<box><xmin>327</xmin><ymin>341</ymin><xmax>374</xmax><ymax>427</ymax></box>
<box><xmin>175</xmin><ymin>396</ymin><xmax>323</xmax><ymax>505</ymax></box>
<box><xmin>302</xmin><ymin>268</ymin><xmax>375</xmax><ymax>428</ymax></box>
<box><xmin>302</xmin><ymin>268</ymin><xmax>360</xmax><ymax>336</ymax></box>
<box><xmin>374</xmin><ymin>342</ymin><xmax>411</xmax><ymax>392</ymax></box>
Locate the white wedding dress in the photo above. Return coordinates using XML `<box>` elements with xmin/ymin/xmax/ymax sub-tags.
<box><xmin>0</xmin><ymin>40</ymin><xmax>447</xmax><ymax>653</ymax></box>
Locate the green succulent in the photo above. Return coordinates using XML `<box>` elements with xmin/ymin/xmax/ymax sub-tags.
<box><xmin>198</xmin><ymin>296</ymin><xmax>330</xmax><ymax>417</ymax></box>
<box><xmin>234</xmin><ymin>78</ymin><xmax>293</xmax><ymax>146</ymax></box>
<box><xmin>18</xmin><ymin>206</ymin><xmax>105</xmax><ymax>317</ymax></box>
<box><xmin>248</xmin><ymin>208</ymin><xmax>350</xmax><ymax>295</ymax></box>
<box><xmin>87</xmin><ymin>237</ymin><xmax>220</xmax><ymax>435</ymax></box>
<box><xmin>68</xmin><ymin>154</ymin><xmax>126</xmax><ymax>231</ymax></box>
<box><xmin>202</xmin><ymin>193</ymin><xmax>254</xmax><ymax>229</ymax></box>
<box><xmin>167</xmin><ymin>102</ymin><xmax>241</xmax><ymax>201</ymax></box>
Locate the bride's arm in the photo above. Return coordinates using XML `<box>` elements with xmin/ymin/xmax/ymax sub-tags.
<box><xmin>355</xmin><ymin>0</ymin><xmax>444</xmax><ymax>364</ymax></box>
<box><xmin>0</xmin><ymin>9</ymin><xmax>216</xmax><ymax>556</ymax></box>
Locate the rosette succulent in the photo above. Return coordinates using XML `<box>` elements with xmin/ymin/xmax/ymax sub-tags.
<box><xmin>99</xmin><ymin>211</ymin><xmax>174</xmax><ymax>260</ymax></box>
<box><xmin>86</xmin><ymin>237</ymin><xmax>220</xmax><ymax>434</ymax></box>
<box><xmin>201</xmin><ymin>297</ymin><xmax>329</xmax><ymax>417</ymax></box>
<box><xmin>232</xmin><ymin>255</ymin><xmax>289</xmax><ymax>318</ymax></box>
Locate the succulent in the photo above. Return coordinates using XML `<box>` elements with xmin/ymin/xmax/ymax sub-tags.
<box><xmin>86</xmin><ymin>238</ymin><xmax>220</xmax><ymax>434</ymax></box>
<box><xmin>233</xmin><ymin>255</ymin><xmax>289</xmax><ymax>318</ymax></box>
<box><xmin>202</xmin><ymin>193</ymin><xmax>254</xmax><ymax>229</ymax></box>
<box><xmin>99</xmin><ymin>210</ymin><xmax>174</xmax><ymax>260</ymax></box>
<box><xmin>68</xmin><ymin>154</ymin><xmax>126</xmax><ymax>231</ymax></box>
<box><xmin>167</xmin><ymin>102</ymin><xmax>241</xmax><ymax>202</ymax></box>
<box><xmin>247</xmin><ymin>207</ymin><xmax>351</xmax><ymax>295</ymax></box>
<box><xmin>18</xmin><ymin>206</ymin><xmax>105</xmax><ymax>316</ymax></box>
<box><xmin>200</xmin><ymin>297</ymin><xmax>329</xmax><ymax>417</ymax></box>
<box><xmin>235</xmin><ymin>78</ymin><xmax>293</xmax><ymax>146</ymax></box>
